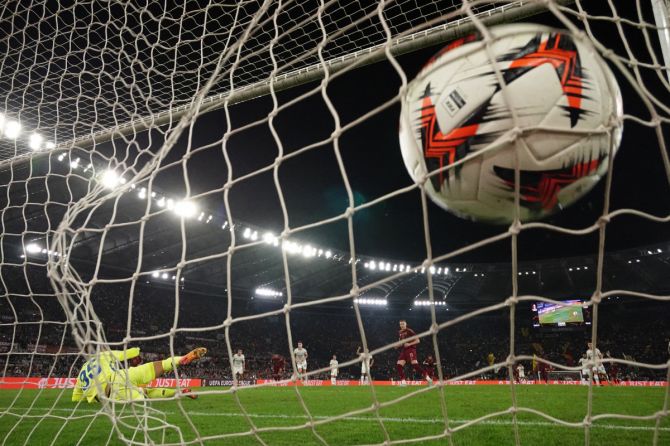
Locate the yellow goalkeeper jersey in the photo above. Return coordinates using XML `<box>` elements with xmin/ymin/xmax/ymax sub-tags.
<box><xmin>72</xmin><ymin>348</ymin><xmax>140</xmax><ymax>403</ymax></box>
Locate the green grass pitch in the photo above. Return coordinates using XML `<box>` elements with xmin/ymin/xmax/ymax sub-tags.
<box><xmin>0</xmin><ymin>385</ymin><xmax>668</xmax><ymax>445</ymax></box>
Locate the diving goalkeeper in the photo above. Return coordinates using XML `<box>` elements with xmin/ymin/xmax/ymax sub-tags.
<box><xmin>72</xmin><ymin>346</ymin><xmax>206</xmax><ymax>403</ymax></box>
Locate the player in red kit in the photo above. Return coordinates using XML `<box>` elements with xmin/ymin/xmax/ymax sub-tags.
<box><xmin>271</xmin><ymin>354</ymin><xmax>285</xmax><ymax>381</ymax></box>
<box><xmin>396</xmin><ymin>320</ymin><xmax>432</xmax><ymax>385</ymax></box>
<box><xmin>422</xmin><ymin>355</ymin><xmax>436</xmax><ymax>380</ymax></box>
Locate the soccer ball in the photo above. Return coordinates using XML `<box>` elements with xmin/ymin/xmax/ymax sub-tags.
<box><xmin>399</xmin><ymin>24</ymin><xmax>623</xmax><ymax>224</ymax></box>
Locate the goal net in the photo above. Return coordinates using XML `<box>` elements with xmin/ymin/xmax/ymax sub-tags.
<box><xmin>0</xmin><ymin>0</ymin><xmax>668</xmax><ymax>445</ymax></box>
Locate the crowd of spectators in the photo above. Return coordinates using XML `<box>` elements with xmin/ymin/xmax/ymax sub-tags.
<box><xmin>1</xmin><ymin>282</ymin><xmax>668</xmax><ymax>383</ymax></box>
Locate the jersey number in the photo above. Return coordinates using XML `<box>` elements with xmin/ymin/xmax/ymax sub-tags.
<box><xmin>78</xmin><ymin>360</ymin><xmax>102</xmax><ymax>390</ymax></box>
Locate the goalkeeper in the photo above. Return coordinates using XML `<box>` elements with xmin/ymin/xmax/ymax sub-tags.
<box><xmin>72</xmin><ymin>346</ymin><xmax>206</xmax><ymax>403</ymax></box>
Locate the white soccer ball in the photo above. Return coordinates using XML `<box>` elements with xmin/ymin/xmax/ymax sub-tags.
<box><xmin>399</xmin><ymin>24</ymin><xmax>623</xmax><ymax>224</ymax></box>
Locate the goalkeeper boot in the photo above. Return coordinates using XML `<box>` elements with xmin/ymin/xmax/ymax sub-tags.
<box><xmin>180</xmin><ymin>347</ymin><xmax>207</xmax><ymax>366</ymax></box>
<box><xmin>181</xmin><ymin>388</ymin><xmax>198</xmax><ymax>400</ymax></box>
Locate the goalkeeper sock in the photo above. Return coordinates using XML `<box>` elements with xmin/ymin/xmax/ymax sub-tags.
<box><xmin>146</xmin><ymin>388</ymin><xmax>176</xmax><ymax>399</ymax></box>
<box><xmin>396</xmin><ymin>364</ymin><xmax>405</xmax><ymax>380</ymax></box>
<box><xmin>161</xmin><ymin>357</ymin><xmax>183</xmax><ymax>373</ymax></box>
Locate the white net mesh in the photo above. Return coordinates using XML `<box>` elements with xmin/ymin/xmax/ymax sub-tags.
<box><xmin>0</xmin><ymin>0</ymin><xmax>669</xmax><ymax>445</ymax></box>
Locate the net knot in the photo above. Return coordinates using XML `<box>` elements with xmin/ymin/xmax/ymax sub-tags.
<box><xmin>283</xmin><ymin>304</ymin><xmax>291</xmax><ymax>314</ymax></box>
<box><xmin>505</xmin><ymin>296</ymin><xmax>519</xmax><ymax>306</ymax></box>
<box><xmin>430</xmin><ymin>322</ymin><xmax>439</xmax><ymax>335</ymax></box>
<box><xmin>601</xmin><ymin>48</ymin><xmax>615</xmax><ymax>60</ymax></box>
<box><xmin>508</xmin><ymin>221</ymin><xmax>521</xmax><ymax>235</ymax></box>
<box><xmin>597</xmin><ymin>215</ymin><xmax>610</xmax><ymax>226</ymax></box>
<box><xmin>344</xmin><ymin>207</ymin><xmax>355</xmax><ymax>218</ymax></box>
<box><xmin>591</xmin><ymin>292</ymin><xmax>602</xmax><ymax>304</ymax></box>
<box><xmin>223</xmin><ymin>317</ymin><xmax>233</xmax><ymax>327</ymax></box>
<box><xmin>350</xmin><ymin>286</ymin><xmax>360</xmax><ymax>297</ymax></box>
<box><xmin>330</xmin><ymin>128</ymin><xmax>342</xmax><ymax>139</ymax></box>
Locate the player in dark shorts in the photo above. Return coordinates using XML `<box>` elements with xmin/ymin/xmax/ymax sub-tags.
<box><xmin>422</xmin><ymin>355</ymin><xmax>436</xmax><ymax>380</ymax></box>
<box><xmin>271</xmin><ymin>354</ymin><xmax>285</xmax><ymax>381</ymax></box>
<box><xmin>396</xmin><ymin>320</ymin><xmax>432</xmax><ymax>385</ymax></box>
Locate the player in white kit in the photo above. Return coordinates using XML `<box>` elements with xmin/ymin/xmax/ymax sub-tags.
<box><xmin>516</xmin><ymin>363</ymin><xmax>525</xmax><ymax>382</ymax></box>
<box><xmin>578</xmin><ymin>353</ymin><xmax>589</xmax><ymax>384</ymax></box>
<box><xmin>356</xmin><ymin>346</ymin><xmax>373</xmax><ymax>385</ymax></box>
<box><xmin>294</xmin><ymin>342</ymin><xmax>308</xmax><ymax>380</ymax></box>
<box><xmin>329</xmin><ymin>355</ymin><xmax>339</xmax><ymax>385</ymax></box>
<box><xmin>232</xmin><ymin>349</ymin><xmax>245</xmax><ymax>380</ymax></box>
<box><xmin>586</xmin><ymin>342</ymin><xmax>606</xmax><ymax>385</ymax></box>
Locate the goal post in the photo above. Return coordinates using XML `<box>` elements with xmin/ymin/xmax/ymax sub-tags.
<box><xmin>652</xmin><ymin>0</ymin><xmax>670</xmax><ymax>83</ymax></box>
<box><xmin>0</xmin><ymin>1</ymin><xmax>668</xmax><ymax>446</ymax></box>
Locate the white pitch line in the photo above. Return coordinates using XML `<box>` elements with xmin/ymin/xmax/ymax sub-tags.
<box><xmin>3</xmin><ymin>408</ymin><xmax>669</xmax><ymax>432</ymax></box>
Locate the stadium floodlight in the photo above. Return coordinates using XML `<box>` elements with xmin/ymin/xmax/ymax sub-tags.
<box><xmin>151</xmin><ymin>271</ymin><xmax>159</xmax><ymax>278</ymax></box>
<box><xmin>25</xmin><ymin>243</ymin><xmax>41</xmax><ymax>254</ymax></box>
<box><xmin>302</xmin><ymin>245</ymin><xmax>315</xmax><ymax>257</ymax></box>
<box><xmin>354</xmin><ymin>298</ymin><xmax>387</xmax><ymax>306</ymax></box>
<box><xmin>100</xmin><ymin>170</ymin><xmax>122</xmax><ymax>189</ymax></box>
<box><xmin>3</xmin><ymin>119</ymin><xmax>21</xmax><ymax>139</ymax></box>
<box><xmin>70</xmin><ymin>158</ymin><xmax>80</xmax><ymax>169</ymax></box>
<box><xmin>429</xmin><ymin>266</ymin><xmax>435</xmax><ymax>274</ymax></box>
<box><xmin>255</xmin><ymin>287</ymin><xmax>282</xmax><ymax>298</ymax></box>
<box><xmin>325</xmin><ymin>250</ymin><xmax>332</xmax><ymax>259</ymax></box>
<box><xmin>657</xmin><ymin>248</ymin><xmax>662</xmax><ymax>253</ymax></box>
<box><xmin>157</xmin><ymin>197</ymin><xmax>165</xmax><ymax>207</ymax></box>
<box><xmin>166</xmin><ymin>198</ymin><xmax>175</xmax><ymax>210</ymax></box>
<box><xmin>263</xmin><ymin>232</ymin><xmax>275</xmax><ymax>244</ymax></box>
<box><xmin>161</xmin><ymin>273</ymin><xmax>168</xmax><ymax>279</ymax></box>
<box><xmin>28</xmin><ymin>133</ymin><xmax>43</xmax><ymax>150</ymax></box>
<box><xmin>414</xmin><ymin>300</ymin><xmax>446</xmax><ymax>306</ymax></box>
<box><xmin>369</xmin><ymin>261</ymin><xmax>376</xmax><ymax>270</ymax></box>
<box><xmin>45</xmin><ymin>141</ymin><xmax>55</xmax><ymax>150</ymax></box>
<box><xmin>173</xmin><ymin>200</ymin><xmax>197</xmax><ymax>218</ymax></box>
